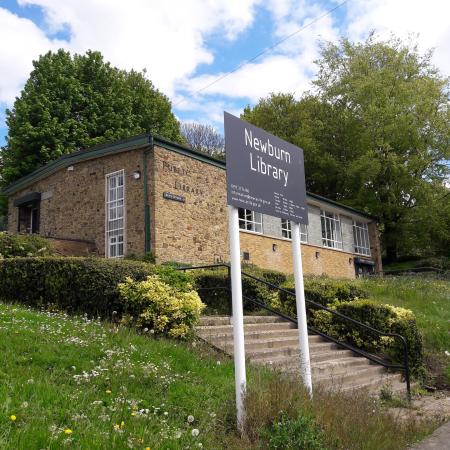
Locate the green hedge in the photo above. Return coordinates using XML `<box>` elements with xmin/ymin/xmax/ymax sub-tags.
<box><xmin>275</xmin><ymin>277</ymin><xmax>368</xmax><ymax>316</ymax></box>
<box><xmin>0</xmin><ymin>232</ymin><xmax>54</xmax><ymax>258</ymax></box>
<box><xmin>311</xmin><ymin>300</ymin><xmax>423</xmax><ymax>373</ymax></box>
<box><xmin>192</xmin><ymin>267</ymin><xmax>281</xmax><ymax>315</ymax></box>
<box><xmin>0</xmin><ymin>257</ymin><xmax>153</xmax><ymax>317</ymax></box>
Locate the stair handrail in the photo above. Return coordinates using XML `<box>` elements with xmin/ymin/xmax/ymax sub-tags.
<box><xmin>178</xmin><ymin>263</ymin><xmax>411</xmax><ymax>397</ymax></box>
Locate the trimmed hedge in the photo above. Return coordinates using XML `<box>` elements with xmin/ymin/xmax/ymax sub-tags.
<box><xmin>311</xmin><ymin>300</ymin><xmax>423</xmax><ymax>373</ymax></box>
<box><xmin>0</xmin><ymin>257</ymin><xmax>153</xmax><ymax>317</ymax></box>
<box><xmin>0</xmin><ymin>232</ymin><xmax>54</xmax><ymax>258</ymax></box>
<box><xmin>192</xmin><ymin>267</ymin><xmax>282</xmax><ymax>315</ymax></box>
<box><xmin>275</xmin><ymin>277</ymin><xmax>368</xmax><ymax>316</ymax></box>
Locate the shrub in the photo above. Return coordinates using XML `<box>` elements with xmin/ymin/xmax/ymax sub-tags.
<box><xmin>118</xmin><ymin>275</ymin><xmax>205</xmax><ymax>338</ymax></box>
<box><xmin>260</xmin><ymin>413</ymin><xmax>327</xmax><ymax>450</ymax></box>
<box><xmin>0</xmin><ymin>232</ymin><xmax>53</xmax><ymax>258</ymax></box>
<box><xmin>0</xmin><ymin>257</ymin><xmax>152</xmax><ymax>317</ymax></box>
<box><xmin>192</xmin><ymin>268</ymin><xmax>279</xmax><ymax>315</ymax></box>
<box><xmin>276</xmin><ymin>277</ymin><xmax>368</xmax><ymax>316</ymax></box>
<box><xmin>311</xmin><ymin>299</ymin><xmax>423</xmax><ymax>373</ymax></box>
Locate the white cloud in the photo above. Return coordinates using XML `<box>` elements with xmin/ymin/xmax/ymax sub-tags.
<box><xmin>0</xmin><ymin>8</ymin><xmax>63</xmax><ymax>105</ymax></box>
<box><xmin>13</xmin><ymin>0</ymin><xmax>260</xmax><ymax>97</ymax></box>
<box><xmin>345</xmin><ymin>0</ymin><xmax>450</xmax><ymax>75</ymax></box>
<box><xmin>179</xmin><ymin>1</ymin><xmax>339</xmax><ymax>105</ymax></box>
<box><xmin>0</xmin><ymin>0</ymin><xmax>261</xmax><ymax>107</ymax></box>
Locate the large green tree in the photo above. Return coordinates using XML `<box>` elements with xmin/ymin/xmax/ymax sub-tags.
<box><xmin>1</xmin><ymin>49</ymin><xmax>182</xmax><ymax>186</ymax></box>
<box><xmin>243</xmin><ymin>36</ymin><xmax>450</xmax><ymax>260</ymax></box>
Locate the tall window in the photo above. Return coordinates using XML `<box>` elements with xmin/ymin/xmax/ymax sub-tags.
<box><xmin>320</xmin><ymin>210</ymin><xmax>342</xmax><ymax>249</ymax></box>
<box><xmin>281</xmin><ymin>219</ymin><xmax>308</xmax><ymax>243</ymax></box>
<box><xmin>106</xmin><ymin>170</ymin><xmax>125</xmax><ymax>258</ymax></box>
<box><xmin>353</xmin><ymin>221</ymin><xmax>371</xmax><ymax>256</ymax></box>
<box><xmin>238</xmin><ymin>209</ymin><xmax>262</xmax><ymax>233</ymax></box>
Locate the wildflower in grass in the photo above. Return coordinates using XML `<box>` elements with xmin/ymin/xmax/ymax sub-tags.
<box><xmin>191</xmin><ymin>429</ymin><xmax>199</xmax><ymax>437</ymax></box>
<box><xmin>131</xmin><ymin>412</ymin><xmax>136</xmax><ymax>417</ymax></box>
<box><xmin>106</xmin><ymin>389</ymin><xmax>112</xmax><ymax>394</ymax></box>
<box><xmin>10</xmin><ymin>415</ymin><xmax>17</xmax><ymax>422</ymax></box>
<box><xmin>121</xmin><ymin>421</ymin><xmax>125</xmax><ymax>428</ymax></box>
<box><xmin>187</xmin><ymin>415</ymin><xmax>195</xmax><ymax>423</ymax></box>
<box><xmin>64</xmin><ymin>428</ymin><xmax>73</xmax><ymax>435</ymax></box>
<box><xmin>21</xmin><ymin>401</ymin><xmax>29</xmax><ymax>408</ymax></box>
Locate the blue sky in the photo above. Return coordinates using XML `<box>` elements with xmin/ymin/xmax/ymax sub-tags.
<box><xmin>1</xmin><ymin>0</ymin><xmax>450</xmax><ymax>148</ymax></box>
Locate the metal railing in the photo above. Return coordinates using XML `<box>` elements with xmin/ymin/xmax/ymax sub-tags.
<box><xmin>179</xmin><ymin>263</ymin><xmax>411</xmax><ymax>397</ymax></box>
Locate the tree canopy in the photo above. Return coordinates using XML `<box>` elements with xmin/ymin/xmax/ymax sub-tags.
<box><xmin>1</xmin><ymin>49</ymin><xmax>182</xmax><ymax>186</ymax></box>
<box><xmin>181</xmin><ymin>122</ymin><xmax>225</xmax><ymax>159</ymax></box>
<box><xmin>242</xmin><ymin>35</ymin><xmax>450</xmax><ymax>260</ymax></box>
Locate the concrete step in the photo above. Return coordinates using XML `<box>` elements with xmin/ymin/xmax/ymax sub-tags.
<box><xmin>196</xmin><ymin>321</ymin><xmax>296</xmax><ymax>334</ymax></box>
<box><xmin>197</xmin><ymin>327</ymin><xmax>301</xmax><ymax>341</ymax></box>
<box><xmin>196</xmin><ymin>315</ymin><xmax>409</xmax><ymax>397</ymax></box>
<box><xmin>198</xmin><ymin>315</ymin><xmax>286</xmax><ymax>326</ymax></box>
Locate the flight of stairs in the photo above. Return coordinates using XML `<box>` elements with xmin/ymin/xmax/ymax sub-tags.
<box><xmin>196</xmin><ymin>315</ymin><xmax>407</xmax><ymax>394</ymax></box>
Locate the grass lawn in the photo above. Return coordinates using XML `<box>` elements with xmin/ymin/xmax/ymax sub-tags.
<box><xmin>357</xmin><ymin>276</ymin><xmax>450</xmax><ymax>386</ymax></box>
<box><xmin>0</xmin><ymin>302</ymin><xmax>435</xmax><ymax>449</ymax></box>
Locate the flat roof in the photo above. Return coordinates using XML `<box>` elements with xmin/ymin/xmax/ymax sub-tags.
<box><xmin>3</xmin><ymin>133</ymin><xmax>376</xmax><ymax>220</ymax></box>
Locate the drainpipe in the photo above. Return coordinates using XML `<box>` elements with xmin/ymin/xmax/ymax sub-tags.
<box><xmin>143</xmin><ymin>136</ymin><xmax>153</xmax><ymax>254</ymax></box>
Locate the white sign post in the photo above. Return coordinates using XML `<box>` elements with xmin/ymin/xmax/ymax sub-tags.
<box><xmin>224</xmin><ymin>112</ymin><xmax>313</xmax><ymax>430</ymax></box>
<box><xmin>291</xmin><ymin>222</ymin><xmax>313</xmax><ymax>394</ymax></box>
<box><xmin>228</xmin><ymin>205</ymin><xmax>247</xmax><ymax>432</ymax></box>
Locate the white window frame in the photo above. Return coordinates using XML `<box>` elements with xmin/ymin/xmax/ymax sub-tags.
<box><xmin>281</xmin><ymin>219</ymin><xmax>308</xmax><ymax>243</ymax></box>
<box><xmin>238</xmin><ymin>208</ymin><xmax>263</xmax><ymax>234</ymax></box>
<box><xmin>105</xmin><ymin>170</ymin><xmax>126</xmax><ymax>258</ymax></box>
<box><xmin>353</xmin><ymin>221</ymin><xmax>371</xmax><ymax>256</ymax></box>
<box><xmin>320</xmin><ymin>210</ymin><xmax>343</xmax><ymax>249</ymax></box>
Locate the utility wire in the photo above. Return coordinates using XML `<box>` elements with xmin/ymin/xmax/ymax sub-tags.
<box><xmin>174</xmin><ymin>0</ymin><xmax>350</xmax><ymax>107</ymax></box>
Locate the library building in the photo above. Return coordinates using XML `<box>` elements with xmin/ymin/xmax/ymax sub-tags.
<box><xmin>4</xmin><ymin>134</ymin><xmax>382</xmax><ymax>278</ymax></box>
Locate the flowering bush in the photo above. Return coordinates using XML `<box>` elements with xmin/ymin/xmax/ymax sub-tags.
<box><xmin>311</xmin><ymin>299</ymin><xmax>423</xmax><ymax>373</ymax></box>
<box><xmin>0</xmin><ymin>232</ymin><xmax>53</xmax><ymax>258</ymax></box>
<box><xmin>118</xmin><ymin>275</ymin><xmax>205</xmax><ymax>338</ymax></box>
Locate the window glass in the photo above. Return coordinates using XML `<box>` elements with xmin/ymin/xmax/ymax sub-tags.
<box><xmin>238</xmin><ymin>209</ymin><xmax>263</xmax><ymax>234</ymax></box>
<box><xmin>320</xmin><ymin>210</ymin><xmax>343</xmax><ymax>249</ymax></box>
<box><xmin>106</xmin><ymin>170</ymin><xmax>125</xmax><ymax>258</ymax></box>
<box><xmin>353</xmin><ymin>221</ymin><xmax>371</xmax><ymax>256</ymax></box>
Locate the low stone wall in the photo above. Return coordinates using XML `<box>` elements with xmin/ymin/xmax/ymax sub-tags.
<box><xmin>48</xmin><ymin>238</ymin><xmax>97</xmax><ymax>257</ymax></box>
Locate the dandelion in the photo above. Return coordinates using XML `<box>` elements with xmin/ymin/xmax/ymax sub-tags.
<box><xmin>191</xmin><ymin>429</ymin><xmax>199</xmax><ymax>437</ymax></box>
<box><xmin>64</xmin><ymin>428</ymin><xmax>73</xmax><ymax>435</ymax></box>
<box><xmin>121</xmin><ymin>421</ymin><xmax>125</xmax><ymax>428</ymax></box>
<box><xmin>10</xmin><ymin>415</ymin><xmax>17</xmax><ymax>422</ymax></box>
<box><xmin>187</xmin><ymin>415</ymin><xmax>195</xmax><ymax>423</ymax></box>
<box><xmin>131</xmin><ymin>412</ymin><xmax>136</xmax><ymax>417</ymax></box>
<box><xmin>106</xmin><ymin>389</ymin><xmax>112</xmax><ymax>395</ymax></box>
<box><xmin>145</xmin><ymin>447</ymin><xmax>151</xmax><ymax>450</ymax></box>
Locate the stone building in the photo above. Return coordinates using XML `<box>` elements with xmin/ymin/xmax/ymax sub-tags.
<box><xmin>4</xmin><ymin>134</ymin><xmax>381</xmax><ymax>278</ymax></box>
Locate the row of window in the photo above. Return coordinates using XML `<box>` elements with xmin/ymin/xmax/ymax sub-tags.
<box><xmin>104</xmin><ymin>171</ymin><xmax>371</xmax><ymax>259</ymax></box>
<box><xmin>238</xmin><ymin>208</ymin><xmax>371</xmax><ymax>256</ymax></box>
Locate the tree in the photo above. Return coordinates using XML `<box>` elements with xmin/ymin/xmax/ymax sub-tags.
<box><xmin>242</xmin><ymin>35</ymin><xmax>450</xmax><ymax>260</ymax></box>
<box><xmin>1</xmin><ymin>49</ymin><xmax>182</xmax><ymax>186</ymax></box>
<box><xmin>180</xmin><ymin>122</ymin><xmax>225</xmax><ymax>159</ymax></box>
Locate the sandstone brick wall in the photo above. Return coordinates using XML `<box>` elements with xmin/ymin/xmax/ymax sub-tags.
<box><xmin>239</xmin><ymin>231</ymin><xmax>356</xmax><ymax>278</ymax></box>
<box><xmin>368</xmin><ymin>222</ymin><xmax>382</xmax><ymax>274</ymax></box>
<box><xmin>152</xmin><ymin>146</ymin><xmax>229</xmax><ymax>264</ymax></box>
<box><xmin>7</xmin><ymin>149</ymin><xmax>147</xmax><ymax>256</ymax></box>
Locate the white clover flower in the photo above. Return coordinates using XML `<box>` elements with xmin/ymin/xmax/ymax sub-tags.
<box><xmin>187</xmin><ymin>415</ymin><xmax>195</xmax><ymax>423</ymax></box>
<box><xmin>21</xmin><ymin>401</ymin><xmax>29</xmax><ymax>408</ymax></box>
<box><xmin>191</xmin><ymin>429</ymin><xmax>199</xmax><ymax>437</ymax></box>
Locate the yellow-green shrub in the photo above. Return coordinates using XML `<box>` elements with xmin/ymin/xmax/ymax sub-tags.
<box><xmin>118</xmin><ymin>275</ymin><xmax>205</xmax><ymax>338</ymax></box>
<box><xmin>311</xmin><ymin>299</ymin><xmax>423</xmax><ymax>373</ymax></box>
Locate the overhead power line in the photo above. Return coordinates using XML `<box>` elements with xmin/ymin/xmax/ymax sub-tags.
<box><xmin>174</xmin><ymin>0</ymin><xmax>350</xmax><ymax>107</ymax></box>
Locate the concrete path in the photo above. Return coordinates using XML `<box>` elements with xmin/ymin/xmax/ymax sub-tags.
<box><xmin>409</xmin><ymin>421</ymin><xmax>450</xmax><ymax>449</ymax></box>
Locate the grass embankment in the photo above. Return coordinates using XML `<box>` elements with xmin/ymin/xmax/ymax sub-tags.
<box><xmin>0</xmin><ymin>302</ymin><xmax>434</xmax><ymax>449</ymax></box>
<box><xmin>357</xmin><ymin>276</ymin><xmax>450</xmax><ymax>387</ymax></box>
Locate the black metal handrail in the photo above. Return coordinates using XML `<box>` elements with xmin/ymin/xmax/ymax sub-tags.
<box><xmin>179</xmin><ymin>263</ymin><xmax>411</xmax><ymax>397</ymax></box>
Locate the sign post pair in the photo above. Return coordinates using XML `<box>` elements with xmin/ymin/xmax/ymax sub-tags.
<box><xmin>224</xmin><ymin>112</ymin><xmax>312</xmax><ymax>431</ymax></box>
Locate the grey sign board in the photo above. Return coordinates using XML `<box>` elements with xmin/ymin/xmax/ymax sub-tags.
<box><xmin>225</xmin><ymin>112</ymin><xmax>308</xmax><ymax>224</ymax></box>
